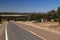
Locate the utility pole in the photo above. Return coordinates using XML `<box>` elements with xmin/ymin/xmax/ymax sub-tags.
<box><xmin>41</xmin><ymin>18</ymin><xmax>43</xmax><ymax>22</ymax></box>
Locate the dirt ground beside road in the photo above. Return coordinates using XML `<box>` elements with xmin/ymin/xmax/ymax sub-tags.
<box><xmin>32</xmin><ymin>22</ymin><xmax>60</xmax><ymax>30</ymax></box>
<box><xmin>28</xmin><ymin>21</ymin><xmax>60</xmax><ymax>31</ymax></box>
<box><xmin>16</xmin><ymin>21</ymin><xmax>60</xmax><ymax>31</ymax></box>
<box><xmin>0</xmin><ymin>23</ymin><xmax>5</xmax><ymax>40</ymax></box>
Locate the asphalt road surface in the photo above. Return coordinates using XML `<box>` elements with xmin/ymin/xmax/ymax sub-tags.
<box><xmin>7</xmin><ymin>22</ymin><xmax>43</xmax><ymax>40</ymax></box>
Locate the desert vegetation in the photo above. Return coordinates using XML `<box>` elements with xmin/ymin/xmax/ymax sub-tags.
<box><xmin>0</xmin><ymin>7</ymin><xmax>60</xmax><ymax>23</ymax></box>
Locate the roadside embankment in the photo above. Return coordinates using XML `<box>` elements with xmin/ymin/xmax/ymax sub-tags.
<box><xmin>0</xmin><ymin>22</ymin><xmax>6</xmax><ymax>40</ymax></box>
<box><xmin>15</xmin><ymin>21</ymin><xmax>60</xmax><ymax>34</ymax></box>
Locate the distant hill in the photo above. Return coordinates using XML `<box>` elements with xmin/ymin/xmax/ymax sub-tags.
<box><xmin>0</xmin><ymin>12</ymin><xmax>31</xmax><ymax>15</ymax></box>
<box><xmin>0</xmin><ymin>12</ymin><xmax>46</xmax><ymax>16</ymax></box>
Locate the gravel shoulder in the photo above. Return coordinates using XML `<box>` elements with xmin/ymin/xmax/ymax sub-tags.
<box><xmin>0</xmin><ymin>22</ymin><xmax>5</xmax><ymax>40</ymax></box>
<box><xmin>15</xmin><ymin>21</ymin><xmax>60</xmax><ymax>40</ymax></box>
<box><xmin>15</xmin><ymin>21</ymin><xmax>60</xmax><ymax>34</ymax></box>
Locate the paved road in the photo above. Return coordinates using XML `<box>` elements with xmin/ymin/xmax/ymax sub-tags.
<box><xmin>7</xmin><ymin>22</ymin><xmax>43</xmax><ymax>40</ymax></box>
<box><xmin>16</xmin><ymin>22</ymin><xmax>60</xmax><ymax>40</ymax></box>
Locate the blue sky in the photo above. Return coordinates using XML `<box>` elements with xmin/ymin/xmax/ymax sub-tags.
<box><xmin>0</xmin><ymin>0</ymin><xmax>60</xmax><ymax>13</ymax></box>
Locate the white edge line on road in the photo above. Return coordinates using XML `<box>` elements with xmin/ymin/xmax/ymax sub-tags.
<box><xmin>18</xmin><ymin>25</ymin><xmax>46</xmax><ymax>40</ymax></box>
<box><xmin>21</xmin><ymin>27</ymin><xmax>47</xmax><ymax>40</ymax></box>
<box><xmin>15</xmin><ymin>23</ymin><xmax>46</xmax><ymax>40</ymax></box>
<box><xmin>5</xmin><ymin>22</ymin><xmax>8</xmax><ymax>40</ymax></box>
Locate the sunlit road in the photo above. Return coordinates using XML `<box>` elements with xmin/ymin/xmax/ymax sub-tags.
<box><xmin>16</xmin><ymin>22</ymin><xmax>60</xmax><ymax>40</ymax></box>
<box><xmin>7</xmin><ymin>22</ymin><xmax>43</xmax><ymax>40</ymax></box>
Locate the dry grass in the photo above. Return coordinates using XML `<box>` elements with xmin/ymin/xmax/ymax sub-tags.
<box><xmin>16</xmin><ymin>21</ymin><xmax>60</xmax><ymax>32</ymax></box>
<box><xmin>19</xmin><ymin>21</ymin><xmax>60</xmax><ymax>31</ymax></box>
<box><xmin>32</xmin><ymin>22</ymin><xmax>60</xmax><ymax>31</ymax></box>
<box><xmin>0</xmin><ymin>23</ymin><xmax>5</xmax><ymax>40</ymax></box>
